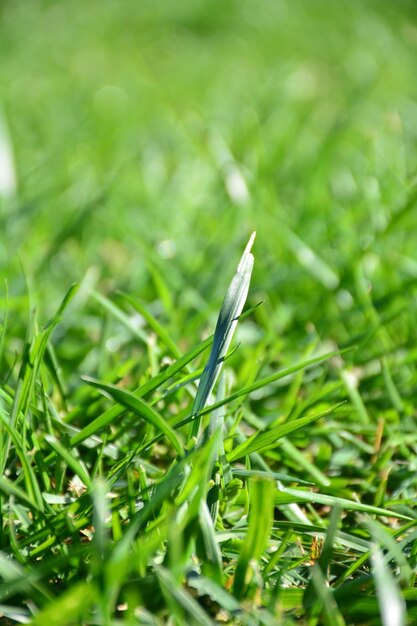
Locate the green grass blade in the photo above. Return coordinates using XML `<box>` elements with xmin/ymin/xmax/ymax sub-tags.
<box><xmin>232</xmin><ymin>468</ymin><xmax>314</xmax><ymax>486</ymax></box>
<box><xmin>366</xmin><ymin>519</ymin><xmax>413</xmax><ymax>585</ymax></box>
<box><xmin>233</xmin><ymin>477</ymin><xmax>274</xmax><ymax>599</ymax></box>
<box><xmin>372</xmin><ymin>543</ymin><xmax>406</xmax><ymax>626</ymax></box>
<box><xmin>44</xmin><ymin>434</ymin><xmax>93</xmax><ymax>489</ymax></box>
<box><xmin>0</xmin><ymin>476</ymin><xmax>42</xmax><ymax>512</ymax></box>
<box><xmin>190</xmin><ymin>232</ymin><xmax>255</xmax><ymax>438</ymax></box>
<box><xmin>304</xmin><ymin>507</ymin><xmax>341</xmax><ymax>612</ymax></box>
<box><xmin>197</xmin><ymin>500</ymin><xmax>223</xmax><ymax>585</ymax></box>
<box><xmin>10</xmin><ymin>284</ymin><xmax>78</xmax><ymax>425</ymax></box>
<box><xmin>156</xmin><ymin>566</ymin><xmax>215</xmax><ymax>626</ymax></box>
<box><xmin>309</xmin><ymin>565</ymin><xmax>346</xmax><ymax>626</ymax></box>
<box><xmin>0</xmin><ymin>280</ymin><xmax>8</xmax><ymax>378</ymax></box>
<box><xmin>117</xmin><ymin>291</ymin><xmax>182</xmax><ymax>359</ymax></box>
<box><xmin>30</xmin><ymin>581</ymin><xmax>95</xmax><ymax>626</ymax></box>
<box><xmin>274</xmin><ymin>486</ymin><xmax>413</xmax><ymax>520</ymax></box>
<box><xmin>195</xmin><ymin>347</ymin><xmax>353</xmax><ymax>421</ymax></box>
<box><xmin>228</xmin><ymin>405</ymin><xmax>340</xmax><ymax>462</ymax></box>
<box><xmin>82</xmin><ymin>377</ymin><xmax>183</xmax><ymax>455</ymax></box>
<box><xmin>187</xmin><ymin>574</ymin><xmax>240</xmax><ymax>614</ymax></box>
<box><xmin>0</xmin><ymin>410</ymin><xmax>45</xmax><ymax>511</ymax></box>
<box><xmin>70</xmin><ymin>334</ymin><xmax>212</xmax><ymax>445</ymax></box>
<box><xmin>91</xmin><ymin>289</ymin><xmax>148</xmax><ymax>343</ymax></box>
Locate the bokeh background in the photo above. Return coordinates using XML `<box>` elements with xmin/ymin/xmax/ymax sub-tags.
<box><xmin>2</xmin><ymin>4</ymin><xmax>417</xmax><ymax>621</ymax></box>
<box><xmin>1</xmin><ymin>0</ymin><xmax>417</xmax><ymax>355</ymax></box>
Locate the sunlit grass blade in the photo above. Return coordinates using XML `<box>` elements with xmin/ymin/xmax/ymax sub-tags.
<box><xmin>232</xmin><ymin>468</ymin><xmax>314</xmax><ymax>486</ymax></box>
<box><xmin>83</xmin><ymin>377</ymin><xmax>183</xmax><ymax>455</ymax></box>
<box><xmin>189</xmin><ymin>232</ymin><xmax>255</xmax><ymax>438</ymax></box>
<box><xmin>372</xmin><ymin>543</ymin><xmax>406</xmax><ymax>626</ymax></box>
<box><xmin>0</xmin><ymin>410</ymin><xmax>45</xmax><ymax>511</ymax></box>
<box><xmin>285</xmin><ymin>227</ymin><xmax>339</xmax><ymax>290</ymax></box>
<box><xmin>233</xmin><ymin>477</ymin><xmax>274</xmax><ymax>599</ymax></box>
<box><xmin>274</xmin><ymin>486</ymin><xmax>413</xmax><ymax>520</ymax></box>
<box><xmin>70</xmin><ymin>334</ymin><xmax>213</xmax><ymax>445</ymax></box>
<box><xmin>195</xmin><ymin>347</ymin><xmax>353</xmax><ymax>421</ymax></box>
<box><xmin>2</xmin><ymin>284</ymin><xmax>79</xmax><ymax>475</ymax></box>
<box><xmin>91</xmin><ymin>478</ymin><xmax>110</xmax><ymax>619</ymax></box>
<box><xmin>228</xmin><ymin>405</ymin><xmax>341</xmax><ymax>463</ymax></box>
<box><xmin>0</xmin><ymin>107</ymin><xmax>17</xmax><ymax>201</ymax></box>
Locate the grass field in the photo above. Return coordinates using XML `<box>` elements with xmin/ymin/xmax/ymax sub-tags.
<box><xmin>1</xmin><ymin>1</ymin><xmax>417</xmax><ymax>624</ymax></box>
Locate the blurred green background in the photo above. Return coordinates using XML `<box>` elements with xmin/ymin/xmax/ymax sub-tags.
<box><xmin>1</xmin><ymin>0</ymin><xmax>417</xmax><ymax>349</ymax></box>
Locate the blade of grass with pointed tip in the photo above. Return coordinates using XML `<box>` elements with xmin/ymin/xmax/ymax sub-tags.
<box><xmin>232</xmin><ymin>468</ymin><xmax>314</xmax><ymax>486</ymax></box>
<box><xmin>195</xmin><ymin>346</ymin><xmax>353</xmax><ymax>421</ymax></box>
<box><xmin>273</xmin><ymin>486</ymin><xmax>412</xmax><ymax>520</ymax></box>
<box><xmin>189</xmin><ymin>232</ymin><xmax>255</xmax><ymax>439</ymax></box>
<box><xmin>228</xmin><ymin>405</ymin><xmax>341</xmax><ymax>463</ymax></box>
<box><xmin>83</xmin><ymin>378</ymin><xmax>183</xmax><ymax>455</ymax></box>
<box><xmin>70</xmin><ymin>334</ymin><xmax>212</xmax><ymax>445</ymax></box>
<box><xmin>0</xmin><ymin>410</ymin><xmax>45</xmax><ymax>511</ymax></box>
<box><xmin>2</xmin><ymin>284</ymin><xmax>79</xmax><ymax>475</ymax></box>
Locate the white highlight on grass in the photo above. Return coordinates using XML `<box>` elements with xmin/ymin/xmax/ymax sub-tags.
<box><xmin>287</xmin><ymin>230</ymin><xmax>339</xmax><ymax>290</ymax></box>
<box><xmin>342</xmin><ymin>369</ymin><xmax>358</xmax><ymax>390</ymax></box>
<box><xmin>157</xmin><ymin>239</ymin><xmax>177</xmax><ymax>259</ymax></box>
<box><xmin>372</xmin><ymin>544</ymin><xmax>406</xmax><ymax>626</ymax></box>
<box><xmin>286</xmin><ymin>65</ymin><xmax>317</xmax><ymax>100</ymax></box>
<box><xmin>106</xmin><ymin>336</ymin><xmax>121</xmax><ymax>352</ymax></box>
<box><xmin>336</xmin><ymin>288</ymin><xmax>354</xmax><ymax>310</ymax></box>
<box><xmin>0</xmin><ymin>112</ymin><xmax>17</xmax><ymax>199</ymax></box>
<box><xmin>225</xmin><ymin>165</ymin><xmax>249</xmax><ymax>205</ymax></box>
<box><xmin>209</xmin><ymin>130</ymin><xmax>250</xmax><ymax>205</ymax></box>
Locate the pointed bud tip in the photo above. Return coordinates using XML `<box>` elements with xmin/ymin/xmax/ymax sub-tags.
<box><xmin>245</xmin><ymin>231</ymin><xmax>256</xmax><ymax>255</ymax></box>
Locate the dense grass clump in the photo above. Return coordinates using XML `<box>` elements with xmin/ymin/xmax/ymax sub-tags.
<box><xmin>1</xmin><ymin>1</ymin><xmax>417</xmax><ymax>624</ymax></box>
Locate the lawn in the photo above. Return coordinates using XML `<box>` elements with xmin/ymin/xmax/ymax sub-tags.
<box><xmin>1</xmin><ymin>1</ymin><xmax>417</xmax><ymax>624</ymax></box>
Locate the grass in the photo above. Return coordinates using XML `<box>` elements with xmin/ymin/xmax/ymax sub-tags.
<box><xmin>1</xmin><ymin>0</ymin><xmax>417</xmax><ymax>624</ymax></box>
